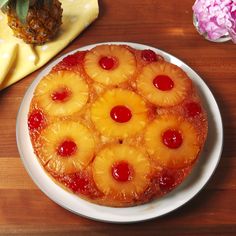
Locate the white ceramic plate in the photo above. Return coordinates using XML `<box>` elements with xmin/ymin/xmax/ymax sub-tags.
<box><xmin>16</xmin><ymin>42</ymin><xmax>223</xmax><ymax>223</ymax></box>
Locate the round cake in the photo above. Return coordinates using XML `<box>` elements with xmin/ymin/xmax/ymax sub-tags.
<box><xmin>28</xmin><ymin>44</ymin><xmax>208</xmax><ymax>207</ymax></box>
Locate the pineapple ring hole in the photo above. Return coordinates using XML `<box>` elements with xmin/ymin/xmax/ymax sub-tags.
<box><xmin>153</xmin><ymin>75</ymin><xmax>174</xmax><ymax>91</ymax></box>
<box><xmin>51</xmin><ymin>87</ymin><xmax>72</xmax><ymax>102</ymax></box>
<box><xmin>57</xmin><ymin>140</ymin><xmax>77</xmax><ymax>157</ymax></box>
<box><xmin>99</xmin><ymin>56</ymin><xmax>117</xmax><ymax>70</ymax></box>
<box><xmin>110</xmin><ymin>105</ymin><xmax>132</xmax><ymax>123</ymax></box>
<box><xmin>162</xmin><ymin>129</ymin><xmax>183</xmax><ymax>149</ymax></box>
<box><xmin>111</xmin><ymin>161</ymin><xmax>133</xmax><ymax>182</ymax></box>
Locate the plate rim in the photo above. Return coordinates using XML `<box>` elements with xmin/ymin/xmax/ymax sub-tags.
<box><xmin>16</xmin><ymin>42</ymin><xmax>223</xmax><ymax>223</ymax></box>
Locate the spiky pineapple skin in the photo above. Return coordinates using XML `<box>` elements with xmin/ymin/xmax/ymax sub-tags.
<box><xmin>28</xmin><ymin>44</ymin><xmax>208</xmax><ymax>207</ymax></box>
<box><xmin>7</xmin><ymin>0</ymin><xmax>62</xmax><ymax>44</ymax></box>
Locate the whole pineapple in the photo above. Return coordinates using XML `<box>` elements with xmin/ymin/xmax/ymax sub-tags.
<box><xmin>0</xmin><ymin>0</ymin><xmax>63</xmax><ymax>44</ymax></box>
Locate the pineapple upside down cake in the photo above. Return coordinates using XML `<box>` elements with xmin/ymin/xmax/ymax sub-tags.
<box><xmin>28</xmin><ymin>44</ymin><xmax>208</xmax><ymax>207</ymax></box>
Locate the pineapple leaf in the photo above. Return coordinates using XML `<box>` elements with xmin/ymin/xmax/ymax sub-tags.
<box><xmin>16</xmin><ymin>0</ymin><xmax>30</xmax><ymax>23</ymax></box>
<box><xmin>0</xmin><ymin>0</ymin><xmax>10</xmax><ymax>9</ymax></box>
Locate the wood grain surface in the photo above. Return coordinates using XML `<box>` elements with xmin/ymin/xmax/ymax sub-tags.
<box><xmin>0</xmin><ymin>0</ymin><xmax>236</xmax><ymax>235</ymax></box>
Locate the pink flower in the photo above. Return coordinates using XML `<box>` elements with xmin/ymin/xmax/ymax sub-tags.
<box><xmin>193</xmin><ymin>0</ymin><xmax>236</xmax><ymax>43</ymax></box>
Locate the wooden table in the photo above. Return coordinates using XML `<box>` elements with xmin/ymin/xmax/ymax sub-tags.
<box><xmin>1</xmin><ymin>0</ymin><xmax>236</xmax><ymax>235</ymax></box>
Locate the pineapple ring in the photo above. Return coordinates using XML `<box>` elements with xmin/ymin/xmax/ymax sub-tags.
<box><xmin>37</xmin><ymin>121</ymin><xmax>95</xmax><ymax>174</ymax></box>
<box><xmin>137</xmin><ymin>62</ymin><xmax>192</xmax><ymax>107</ymax></box>
<box><xmin>92</xmin><ymin>145</ymin><xmax>151</xmax><ymax>200</ymax></box>
<box><xmin>34</xmin><ymin>71</ymin><xmax>89</xmax><ymax>117</ymax></box>
<box><xmin>84</xmin><ymin>45</ymin><xmax>136</xmax><ymax>85</ymax></box>
<box><xmin>145</xmin><ymin>115</ymin><xmax>201</xmax><ymax>168</ymax></box>
<box><xmin>91</xmin><ymin>89</ymin><xmax>148</xmax><ymax>138</ymax></box>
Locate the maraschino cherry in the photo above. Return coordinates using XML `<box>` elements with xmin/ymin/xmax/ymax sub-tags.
<box><xmin>68</xmin><ymin>175</ymin><xmax>90</xmax><ymax>193</ymax></box>
<box><xmin>153</xmin><ymin>75</ymin><xmax>174</xmax><ymax>91</ymax></box>
<box><xmin>186</xmin><ymin>102</ymin><xmax>202</xmax><ymax>117</ymax></box>
<box><xmin>57</xmin><ymin>140</ymin><xmax>77</xmax><ymax>157</ymax></box>
<box><xmin>112</xmin><ymin>161</ymin><xmax>133</xmax><ymax>182</ymax></box>
<box><xmin>99</xmin><ymin>56</ymin><xmax>116</xmax><ymax>70</ymax></box>
<box><xmin>110</xmin><ymin>105</ymin><xmax>132</xmax><ymax>123</ymax></box>
<box><xmin>141</xmin><ymin>49</ymin><xmax>158</xmax><ymax>62</ymax></box>
<box><xmin>51</xmin><ymin>88</ymin><xmax>71</xmax><ymax>102</ymax></box>
<box><xmin>28</xmin><ymin>110</ymin><xmax>44</xmax><ymax>130</ymax></box>
<box><xmin>159</xmin><ymin>172</ymin><xmax>175</xmax><ymax>191</ymax></box>
<box><xmin>162</xmin><ymin>129</ymin><xmax>183</xmax><ymax>149</ymax></box>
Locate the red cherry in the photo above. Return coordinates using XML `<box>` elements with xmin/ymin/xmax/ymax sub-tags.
<box><xmin>141</xmin><ymin>49</ymin><xmax>158</xmax><ymax>62</ymax></box>
<box><xmin>99</xmin><ymin>56</ymin><xmax>116</xmax><ymax>70</ymax></box>
<box><xmin>61</xmin><ymin>51</ymin><xmax>86</xmax><ymax>67</ymax></box>
<box><xmin>28</xmin><ymin>111</ymin><xmax>44</xmax><ymax>130</ymax></box>
<box><xmin>162</xmin><ymin>129</ymin><xmax>183</xmax><ymax>149</ymax></box>
<box><xmin>51</xmin><ymin>88</ymin><xmax>71</xmax><ymax>102</ymax></box>
<box><xmin>57</xmin><ymin>140</ymin><xmax>77</xmax><ymax>157</ymax></box>
<box><xmin>159</xmin><ymin>173</ymin><xmax>176</xmax><ymax>191</ymax></box>
<box><xmin>68</xmin><ymin>175</ymin><xmax>90</xmax><ymax>193</ymax></box>
<box><xmin>112</xmin><ymin>161</ymin><xmax>132</xmax><ymax>182</ymax></box>
<box><xmin>153</xmin><ymin>75</ymin><xmax>174</xmax><ymax>91</ymax></box>
<box><xmin>186</xmin><ymin>102</ymin><xmax>202</xmax><ymax>117</ymax></box>
<box><xmin>110</xmin><ymin>105</ymin><xmax>132</xmax><ymax>123</ymax></box>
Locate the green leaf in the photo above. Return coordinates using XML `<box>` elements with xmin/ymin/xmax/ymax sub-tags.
<box><xmin>0</xmin><ymin>0</ymin><xmax>10</xmax><ymax>9</ymax></box>
<box><xmin>16</xmin><ymin>0</ymin><xmax>30</xmax><ymax>23</ymax></box>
